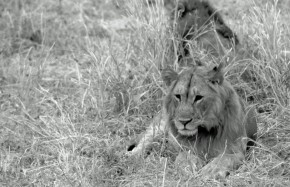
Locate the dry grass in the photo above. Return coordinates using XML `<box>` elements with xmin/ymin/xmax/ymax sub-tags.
<box><xmin>0</xmin><ymin>0</ymin><xmax>289</xmax><ymax>186</ymax></box>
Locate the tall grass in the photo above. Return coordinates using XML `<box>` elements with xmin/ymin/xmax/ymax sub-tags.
<box><xmin>244</xmin><ymin>0</ymin><xmax>290</xmax><ymax>108</ymax></box>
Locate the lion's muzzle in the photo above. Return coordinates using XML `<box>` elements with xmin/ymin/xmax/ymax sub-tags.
<box><xmin>179</xmin><ymin>118</ymin><xmax>193</xmax><ymax>126</ymax></box>
<box><xmin>174</xmin><ymin>117</ymin><xmax>201</xmax><ymax>136</ymax></box>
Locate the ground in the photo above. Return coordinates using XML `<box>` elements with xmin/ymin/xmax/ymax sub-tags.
<box><xmin>0</xmin><ymin>0</ymin><xmax>290</xmax><ymax>186</ymax></box>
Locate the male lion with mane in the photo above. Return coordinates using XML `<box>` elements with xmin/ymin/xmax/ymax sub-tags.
<box><xmin>170</xmin><ymin>0</ymin><xmax>240</xmax><ymax>59</ymax></box>
<box><xmin>127</xmin><ymin>63</ymin><xmax>257</xmax><ymax>179</ymax></box>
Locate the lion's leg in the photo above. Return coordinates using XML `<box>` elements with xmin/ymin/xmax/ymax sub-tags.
<box><xmin>200</xmin><ymin>137</ymin><xmax>247</xmax><ymax>179</ymax></box>
<box><xmin>201</xmin><ymin>152</ymin><xmax>245</xmax><ymax>179</ymax></box>
<box><xmin>127</xmin><ymin>113</ymin><xmax>166</xmax><ymax>156</ymax></box>
<box><xmin>175</xmin><ymin>151</ymin><xmax>204</xmax><ymax>173</ymax></box>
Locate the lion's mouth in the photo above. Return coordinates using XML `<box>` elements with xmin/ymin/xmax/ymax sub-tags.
<box><xmin>174</xmin><ymin>119</ymin><xmax>204</xmax><ymax>136</ymax></box>
<box><xmin>174</xmin><ymin>119</ymin><xmax>203</xmax><ymax>136</ymax></box>
<box><xmin>178</xmin><ymin>128</ymin><xmax>198</xmax><ymax>136</ymax></box>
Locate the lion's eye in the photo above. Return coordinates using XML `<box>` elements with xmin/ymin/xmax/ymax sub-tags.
<box><xmin>177</xmin><ymin>5</ymin><xmax>186</xmax><ymax>18</ymax></box>
<box><xmin>194</xmin><ymin>95</ymin><xmax>203</xmax><ymax>103</ymax></box>
<box><xmin>175</xmin><ymin>94</ymin><xmax>181</xmax><ymax>101</ymax></box>
<box><xmin>209</xmin><ymin>80</ymin><xmax>219</xmax><ymax>85</ymax></box>
<box><xmin>178</xmin><ymin>10</ymin><xmax>186</xmax><ymax>18</ymax></box>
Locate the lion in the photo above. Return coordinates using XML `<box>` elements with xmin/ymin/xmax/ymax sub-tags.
<box><xmin>169</xmin><ymin>0</ymin><xmax>240</xmax><ymax>59</ymax></box>
<box><xmin>127</xmin><ymin>63</ymin><xmax>257</xmax><ymax>179</ymax></box>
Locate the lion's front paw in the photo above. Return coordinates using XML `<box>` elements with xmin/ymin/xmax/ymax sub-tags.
<box><xmin>175</xmin><ymin>152</ymin><xmax>203</xmax><ymax>174</ymax></box>
<box><xmin>201</xmin><ymin>158</ymin><xmax>231</xmax><ymax>179</ymax></box>
<box><xmin>201</xmin><ymin>163</ymin><xmax>230</xmax><ymax>179</ymax></box>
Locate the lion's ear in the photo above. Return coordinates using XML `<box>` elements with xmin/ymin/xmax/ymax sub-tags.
<box><xmin>208</xmin><ymin>63</ymin><xmax>224</xmax><ymax>84</ymax></box>
<box><xmin>161</xmin><ymin>68</ymin><xmax>178</xmax><ymax>87</ymax></box>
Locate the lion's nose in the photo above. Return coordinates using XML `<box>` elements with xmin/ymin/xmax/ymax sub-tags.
<box><xmin>179</xmin><ymin>118</ymin><xmax>192</xmax><ymax>126</ymax></box>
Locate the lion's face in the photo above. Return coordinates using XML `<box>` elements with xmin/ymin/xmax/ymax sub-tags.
<box><xmin>162</xmin><ymin>64</ymin><xmax>226</xmax><ymax>136</ymax></box>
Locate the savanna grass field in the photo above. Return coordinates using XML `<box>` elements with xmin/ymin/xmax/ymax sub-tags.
<box><xmin>0</xmin><ymin>0</ymin><xmax>290</xmax><ymax>186</ymax></box>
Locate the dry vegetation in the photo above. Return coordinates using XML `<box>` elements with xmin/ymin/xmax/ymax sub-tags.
<box><xmin>0</xmin><ymin>0</ymin><xmax>289</xmax><ymax>186</ymax></box>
